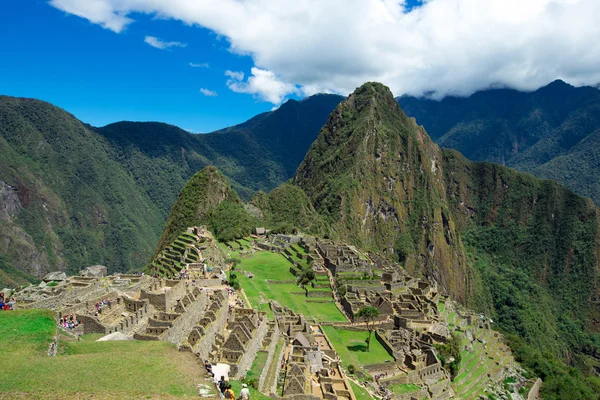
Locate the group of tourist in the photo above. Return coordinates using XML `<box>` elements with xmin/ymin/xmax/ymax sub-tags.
<box><xmin>90</xmin><ymin>297</ymin><xmax>119</xmax><ymax>317</ymax></box>
<box><xmin>374</xmin><ymin>371</ymin><xmax>389</xmax><ymax>383</ymax></box>
<box><xmin>217</xmin><ymin>376</ymin><xmax>250</xmax><ymax>400</ymax></box>
<box><xmin>178</xmin><ymin>269</ymin><xmax>190</xmax><ymax>280</ymax></box>
<box><xmin>58</xmin><ymin>314</ymin><xmax>81</xmax><ymax>329</ymax></box>
<box><xmin>0</xmin><ymin>293</ymin><xmax>15</xmax><ymax>310</ymax></box>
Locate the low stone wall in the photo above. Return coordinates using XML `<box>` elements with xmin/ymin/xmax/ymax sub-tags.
<box><xmin>259</xmin><ymin>323</ymin><xmax>281</xmax><ymax>392</ymax></box>
<box><xmin>269</xmin><ymin>337</ymin><xmax>288</xmax><ymax>395</ymax></box>
<box><xmin>197</xmin><ymin>278</ymin><xmax>223</xmax><ymax>287</ymax></box>
<box><xmin>234</xmin><ymin>316</ymin><xmax>269</xmax><ymax>379</ymax></box>
<box><xmin>306</xmin><ymin>291</ymin><xmax>332</xmax><ymax>298</ymax></box>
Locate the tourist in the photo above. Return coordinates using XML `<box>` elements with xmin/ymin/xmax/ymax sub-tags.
<box><xmin>204</xmin><ymin>360</ymin><xmax>214</xmax><ymax>377</ymax></box>
<box><xmin>223</xmin><ymin>384</ymin><xmax>235</xmax><ymax>400</ymax></box>
<box><xmin>240</xmin><ymin>383</ymin><xmax>250</xmax><ymax>400</ymax></box>
<box><xmin>218</xmin><ymin>376</ymin><xmax>227</xmax><ymax>398</ymax></box>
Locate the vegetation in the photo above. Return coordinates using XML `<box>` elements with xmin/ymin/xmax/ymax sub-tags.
<box><xmin>356</xmin><ymin>306</ymin><xmax>380</xmax><ymax>352</ymax></box>
<box><xmin>234</xmin><ymin>250</ymin><xmax>346</xmax><ymax>322</ymax></box>
<box><xmin>0</xmin><ymin>96</ymin><xmax>164</xmax><ymax>277</ymax></box>
<box><xmin>434</xmin><ymin>333</ymin><xmax>462</xmax><ymax>379</ymax></box>
<box><xmin>0</xmin><ymin>94</ymin><xmax>343</xmax><ymax>280</ymax></box>
<box><xmin>321</xmin><ymin>326</ymin><xmax>394</xmax><ymax>366</ymax></box>
<box><xmin>294</xmin><ymin>82</ymin><xmax>600</xmax><ymax>396</ymax></box>
<box><xmin>0</xmin><ymin>309</ymin><xmax>206</xmax><ymax>398</ymax></box>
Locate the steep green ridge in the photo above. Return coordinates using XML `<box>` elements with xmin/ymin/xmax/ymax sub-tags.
<box><xmin>294</xmin><ymin>82</ymin><xmax>469</xmax><ymax>301</ymax></box>
<box><xmin>155</xmin><ymin>168</ymin><xmax>325</xmax><ymax>258</ymax></box>
<box><xmin>251</xmin><ymin>183</ymin><xmax>326</xmax><ymax>235</ymax></box>
<box><xmin>398</xmin><ymin>80</ymin><xmax>600</xmax><ymax>204</ymax></box>
<box><xmin>0</xmin><ymin>96</ymin><xmax>164</xmax><ymax>278</ymax></box>
<box><xmin>154</xmin><ymin>166</ymin><xmax>253</xmax><ymax>254</ymax></box>
<box><xmin>295</xmin><ymin>83</ymin><xmax>600</xmax><ymax>397</ymax></box>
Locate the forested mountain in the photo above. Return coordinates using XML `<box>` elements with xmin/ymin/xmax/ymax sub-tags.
<box><xmin>0</xmin><ymin>94</ymin><xmax>342</xmax><ymax>283</ymax></box>
<box><xmin>398</xmin><ymin>80</ymin><xmax>600</xmax><ymax>204</ymax></box>
<box><xmin>293</xmin><ymin>82</ymin><xmax>600</xmax><ymax>398</ymax></box>
<box><xmin>0</xmin><ymin>96</ymin><xmax>164</xmax><ymax>284</ymax></box>
<box><xmin>96</xmin><ymin>93</ymin><xmax>344</xmax><ymax>204</ymax></box>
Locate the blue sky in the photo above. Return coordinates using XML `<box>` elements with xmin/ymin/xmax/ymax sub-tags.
<box><xmin>0</xmin><ymin>1</ymin><xmax>284</xmax><ymax>132</ymax></box>
<box><xmin>1</xmin><ymin>1</ymin><xmax>598</xmax><ymax>133</ymax></box>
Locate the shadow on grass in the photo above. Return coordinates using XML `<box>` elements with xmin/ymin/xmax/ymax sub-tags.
<box><xmin>348</xmin><ymin>344</ymin><xmax>368</xmax><ymax>352</ymax></box>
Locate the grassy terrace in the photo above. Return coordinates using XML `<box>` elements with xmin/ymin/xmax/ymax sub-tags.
<box><xmin>0</xmin><ymin>310</ymin><xmax>207</xmax><ymax>398</ymax></box>
<box><xmin>322</xmin><ymin>326</ymin><xmax>394</xmax><ymax>367</ymax></box>
<box><xmin>236</xmin><ymin>251</ymin><xmax>346</xmax><ymax>322</ymax></box>
<box><xmin>349</xmin><ymin>380</ymin><xmax>374</xmax><ymax>400</ymax></box>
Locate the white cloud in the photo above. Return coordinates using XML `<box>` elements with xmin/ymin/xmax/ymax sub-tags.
<box><xmin>190</xmin><ymin>62</ymin><xmax>209</xmax><ymax>68</ymax></box>
<box><xmin>144</xmin><ymin>36</ymin><xmax>187</xmax><ymax>50</ymax></box>
<box><xmin>199</xmin><ymin>88</ymin><xmax>218</xmax><ymax>96</ymax></box>
<box><xmin>225</xmin><ymin>70</ymin><xmax>244</xmax><ymax>81</ymax></box>
<box><xmin>226</xmin><ymin>68</ymin><xmax>299</xmax><ymax>104</ymax></box>
<box><xmin>50</xmin><ymin>0</ymin><xmax>600</xmax><ymax>103</ymax></box>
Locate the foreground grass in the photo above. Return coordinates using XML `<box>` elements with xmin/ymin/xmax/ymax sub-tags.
<box><xmin>349</xmin><ymin>380</ymin><xmax>374</xmax><ymax>400</ymax></box>
<box><xmin>0</xmin><ymin>309</ymin><xmax>206</xmax><ymax>398</ymax></box>
<box><xmin>322</xmin><ymin>326</ymin><xmax>394</xmax><ymax>366</ymax></box>
<box><xmin>237</xmin><ymin>251</ymin><xmax>346</xmax><ymax>322</ymax></box>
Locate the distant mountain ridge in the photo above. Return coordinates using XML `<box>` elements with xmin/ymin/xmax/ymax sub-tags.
<box><xmin>398</xmin><ymin>80</ymin><xmax>600</xmax><ymax>204</ymax></box>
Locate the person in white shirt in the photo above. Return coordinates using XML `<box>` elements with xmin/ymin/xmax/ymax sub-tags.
<box><xmin>240</xmin><ymin>383</ymin><xmax>250</xmax><ymax>400</ymax></box>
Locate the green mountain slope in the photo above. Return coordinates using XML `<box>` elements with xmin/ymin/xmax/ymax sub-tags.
<box><xmin>294</xmin><ymin>82</ymin><xmax>469</xmax><ymax>300</ymax></box>
<box><xmin>0</xmin><ymin>96</ymin><xmax>164</xmax><ymax>278</ymax></box>
<box><xmin>0</xmin><ymin>94</ymin><xmax>342</xmax><ymax>280</ymax></box>
<box><xmin>295</xmin><ymin>82</ymin><xmax>600</xmax><ymax>398</ymax></box>
<box><xmin>153</xmin><ymin>165</ymin><xmax>255</xmax><ymax>254</ymax></box>
<box><xmin>398</xmin><ymin>80</ymin><xmax>600</xmax><ymax>204</ymax></box>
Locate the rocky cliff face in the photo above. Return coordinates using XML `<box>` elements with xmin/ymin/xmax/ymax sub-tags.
<box><xmin>294</xmin><ymin>82</ymin><xmax>469</xmax><ymax>300</ymax></box>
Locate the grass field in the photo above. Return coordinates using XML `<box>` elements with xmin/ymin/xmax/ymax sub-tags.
<box><xmin>388</xmin><ymin>383</ymin><xmax>420</xmax><ymax>395</ymax></box>
<box><xmin>246</xmin><ymin>351</ymin><xmax>268</xmax><ymax>380</ymax></box>
<box><xmin>322</xmin><ymin>326</ymin><xmax>394</xmax><ymax>367</ymax></box>
<box><xmin>236</xmin><ymin>251</ymin><xmax>346</xmax><ymax>322</ymax></box>
<box><xmin>349</xmin><ymin>380</ymin><xmax>374</xmax><ymax>400</ymax></box>
<box><xmin>0</xmin><ymin>309</ymin><xmax>209</xmax><ymax>398</ymax></box>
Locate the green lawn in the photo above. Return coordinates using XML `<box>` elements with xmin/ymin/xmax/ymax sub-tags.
<box><xmin>229</xmin><ymin>381</ymin><xmax>271</xmax><ymax>400</ymax></box>
<box><xmin>236</xmin><ymin>251</ymin><xmax>346</xmax><ymax>322</ymax></box>
<box><xmin>246</xmin><ymin>351</ymin><xmax>269</xmax><ymax>380</ymax></box>
<box><xmin>322</xmin><ymin>327</ymin><xmax>394</xmax><ymax>367</ymax></box>
<box><xmin>388</xmin><ymin>383</ymin><xmax>420</xmax><ymax>395</ymax></box>
<box><xmin>0</xmin><ymin>309</ymin><xmax>208</xmax><ymax>398</ymax></box>
<box><xmin>349</xmin><ymin>380</ymin><xmax>374</xmax><ymax>400</ymax></box>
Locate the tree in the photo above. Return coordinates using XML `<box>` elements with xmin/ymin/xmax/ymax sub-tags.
<box><xmin>357</xmin><ymin>306</ymin><xmax>380</xmax><ymax>352</ymax></box>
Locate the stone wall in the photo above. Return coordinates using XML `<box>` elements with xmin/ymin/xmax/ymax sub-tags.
<box><xmin>165</xmin><ymin>291</ymin><xmax>209</xmax><ymax>346</ymax></box>
<box><xmin>23</xmin><ymin>282</ymin><xmax>109</xmax><ymax>311</ymax></box>
<box><xmin>140</xmin><ymin>280</ymin><xmax>187</xmax><ymax>311</ymax></box>
<box><xmin>234</xmin><ymin>316</ymin><xmax>269</xmax><ymax>379</ymax></box>
<box><xmin>259</xmin><ymin>323</ymin><xmax>281</xmax><ymax>392</ymax></box>
<box><xmin>193</xmin><ymin>292</ymin><xmax>229</xmax><ymax>361</ymax></box>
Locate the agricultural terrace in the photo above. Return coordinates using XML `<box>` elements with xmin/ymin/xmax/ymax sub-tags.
<box><xmin>234</xmin><ymin>250</ymin><xmax>346</xmax><ymax>322</ymax></box>
<box><xmin>322</xmin><ymin>326</ymin><xmax>395</xmax><ymax>367</ymax></box>
<box><xmin>0</xmin><ymin>310</ymin><xmax>209</xmax><ymax>399</ymax></box>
